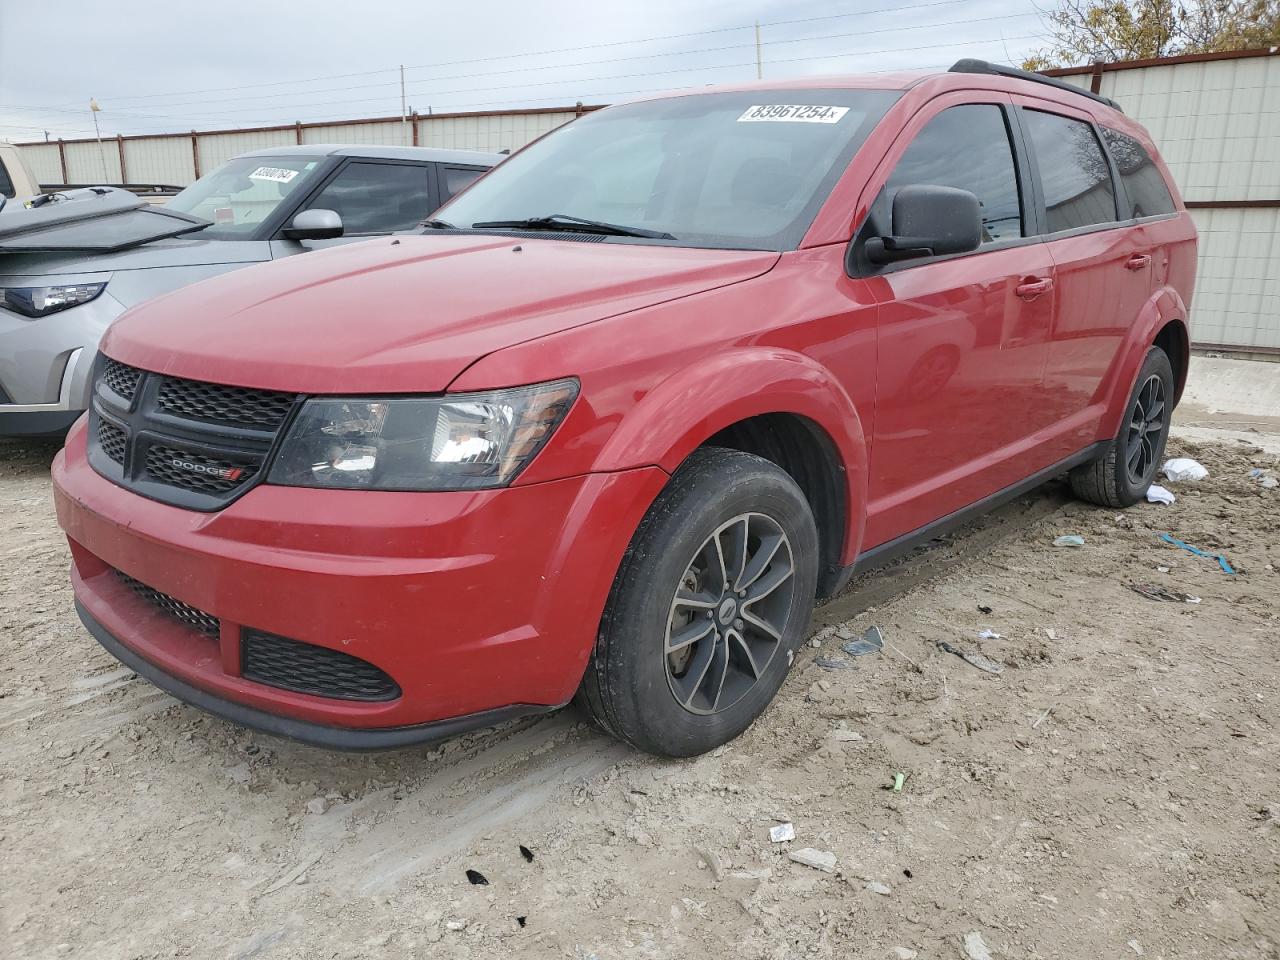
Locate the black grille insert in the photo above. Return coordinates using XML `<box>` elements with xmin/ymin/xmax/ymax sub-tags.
<box><xmin>242</xmin><ymin>631</ymin><xmax>401</xmax><ymax>701</ymax></box>
<box><xmin>102</xmin><ymin>358</ymin><xmax>142</xmax><ymax>401</ymax></box>
<box><xmin>157</xmin><ymin>377</ymin><xmax>296</xmax><ymax>429</ymax></box>
<box><xmin>97</xmin><ymin>418</ymin><xmax>127</xmax><ymax>464</ymax></box>
<box><xmin>114</xmin><ymin>570</ymin><xmax>220</xmax><ymax>640</ymax></box>
<box><xmin>144</xmin><ymin>444</ymin><xmax>257</xmax><ymax>494</ymax></box>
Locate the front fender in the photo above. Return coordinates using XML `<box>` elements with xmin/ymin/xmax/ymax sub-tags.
<box><xmin>1098</xmin><ymin>284</ymin><xmax>1189</xmax><ymax>439</ymax></box>
<box><xmin>592</xmin><ymin>347</ymin><xmax>869</xmax><ymax>565</ymax></box>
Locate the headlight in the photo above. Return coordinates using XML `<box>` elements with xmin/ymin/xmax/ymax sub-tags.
<box><xmin>0</xmin><ymin>283</ymin><xmax>105</xmax><ymax>318</ymax></box>
<box><xmin>267</xmin><ymin>379</ymin><xmax>579</xmax><ymax>491</ymax></box>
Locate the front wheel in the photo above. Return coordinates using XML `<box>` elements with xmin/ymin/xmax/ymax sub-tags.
<box><xmin>577</xmin><ymin>447</ymin><xmax>819</xmax><ymax>757</ymax></box>
<box><xmin>1070</xmin><ymin>345</ymin><xmax>1174</xmax><ymax>508</ymax></box>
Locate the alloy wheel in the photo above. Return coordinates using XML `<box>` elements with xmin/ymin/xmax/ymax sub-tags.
<box><xmin>663</xmin><ymin>513</ymin><xmax>796</xmax><ymax>716</ymax></box>
<box><xmin>1125</xmin><ymin>373</ymin><xmax>1166</xmax><ymax>485</ymax></box>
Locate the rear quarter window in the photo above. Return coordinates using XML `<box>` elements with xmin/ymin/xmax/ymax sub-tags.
<box><xmin>1101</xmin><ymin>127</ymin><xmax>1176</xmax><ymax>218</ymax></box>
<box><xmin>1023</xmin><ymin>109</ymin><xmax>1117</xmax><ymax>233</ymax></box>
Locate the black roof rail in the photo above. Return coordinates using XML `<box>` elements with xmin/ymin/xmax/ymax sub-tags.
<box><xmin>948</xmin><ymin>58</ymin><xmax>1123</xmax><ymax>112</ymax></box>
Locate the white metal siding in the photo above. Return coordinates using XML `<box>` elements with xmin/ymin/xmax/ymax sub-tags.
<box><xmin>303</xmin><ymin>122</ymin><xmax>404</xmax><ymax>146</ymax></box>
<box><xmin>63</xmin><ymin>140</ymin><xmax>122</xmax><ymax>183</ymax></box>
<box><xmin>196</xmin><ymin>129</ymin><xmax>296</xmax><ymax>173</ymax></box>
<box><xmin>17</xmin><ymin>143</ymin><xmax>62</xmax><ymax>185</ymax></box>
<box><xmin>418</xmin><ymin>110</ymin><xmax>577</xmax><ymax>152</ymax></box>
<box><xmin>1186</xmin><ymin>206</ymin><xmax>1280</xmax><ymax>350</ymax></box>
<box><xmin>124</xmin><ymin>137</ymin><xmax>196</xmax><ymax>185</ymax></box>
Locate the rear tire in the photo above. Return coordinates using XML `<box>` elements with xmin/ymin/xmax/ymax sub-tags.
<box><xmin>577</xmin><ymin>447</ymin><xmax>819</xmax><ymax>757</ymax></box>
<box><xmin>1070</xmin><ymin>345</ymin><xmax>1174</xmax><ymax>508</ymax></box>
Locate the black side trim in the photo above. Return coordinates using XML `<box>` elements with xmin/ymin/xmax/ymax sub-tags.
<box><xmin>0</xmin><ymin>409</ymin><xmax>82</xmax><ymax>437</ymax></box>
<box><xmin>75</xmin><ymin>601</ymin><xmax>561</xmax><ymax>751</ymax></box>
<box><xmin>949</xmin><ymin>58</ymin><xmax>1123</xmax><ymax>112</ymax></box>
<box><xmin>826</xmin><ymin>441</ymin><xmax>1108</xmax><ymax>596</ymax></box>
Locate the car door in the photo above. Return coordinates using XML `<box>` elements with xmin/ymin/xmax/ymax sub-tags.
<box><xmin>280</xmin><ymin>159</ymin><xmax>439</xmax><ymax>252</ymax></box>
<box><xmin>855</xmin><ymin>94</ymin><xmax>1058</xmax><ymax>548</ymax></box>
<box><xmin>1016</xmin><ymin>101</ymin><xmax>1147</xmax><ymax>454</ymax></box>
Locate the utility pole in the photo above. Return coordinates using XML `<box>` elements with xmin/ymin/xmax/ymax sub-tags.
<box><xmin>89</xmin><ymin>98</ymin><xmax>109</xmax><ymax>181</ymax></box>
<box><xmin>754</xmin><ymin>21</ymin><xmax>763</xmax><ymax>79</ymax></box>
<box><xmin>400</xmin><ymin>65</ymin><xmax>408</xmax><ymax>146</ymax></box>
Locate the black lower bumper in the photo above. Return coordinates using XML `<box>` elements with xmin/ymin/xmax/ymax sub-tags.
<box><xmin>75</xmin><ymin>600</ymin><xmax>559</xmax><ymax>751</ymax></box>
<box><xmin>0</xmin><ymin>408</ymin><xmax>82</xmax><ymax>437</ymax></box>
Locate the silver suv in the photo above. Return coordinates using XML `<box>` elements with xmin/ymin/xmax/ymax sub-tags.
<box><xmin>0</xmin><ymin>144</ymin><xmax>498</xmax><ymax>436</ymax></box>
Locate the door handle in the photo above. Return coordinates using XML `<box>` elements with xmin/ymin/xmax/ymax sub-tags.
<box><xmin>1015</xmin><ymin>277</ymin><xmax>1053</xmax><ymax>300</ymax></box>
<box><xmin>1125</xmin><ymin>253</ymin><xmax>1152</xmax><ymax>270</ymax></box>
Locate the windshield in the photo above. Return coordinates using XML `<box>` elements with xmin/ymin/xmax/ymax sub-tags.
<box><xmin>166</xmin><ymin>155</ymin><xmax>322</xmax><ymax>239</ymax></box>
<box><xmin>438</xmin><ymin>89</ymin><xmax>897</xmax><ymax>250</ymax></box>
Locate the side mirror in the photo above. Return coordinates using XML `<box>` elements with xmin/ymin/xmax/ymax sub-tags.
<box><xmin>865</xmin><ymin>185</ymin><xmax>982</xmax><ymax>264</ymax></box>
<box><xmin>284</xmin><ymin>208</ymin><xmax>343</xmax><ymax>241</ymax></box>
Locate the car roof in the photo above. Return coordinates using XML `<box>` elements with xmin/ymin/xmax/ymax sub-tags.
<box><xmin>235</xmin><ymin>144</ymin><xmax>503</xmax><ymax>165</ymax></box>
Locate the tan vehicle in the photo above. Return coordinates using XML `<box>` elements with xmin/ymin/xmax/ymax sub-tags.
<box><xmin>0</xmin><ymin>141</ymin><xmax>42</xmax><ymax>202</ymax></box>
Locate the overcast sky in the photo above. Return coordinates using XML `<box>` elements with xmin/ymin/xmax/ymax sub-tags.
<box><xmin>0</xmin><ymin>0</ymin><xmax>1048</xmax><ymax>143</ymax></box>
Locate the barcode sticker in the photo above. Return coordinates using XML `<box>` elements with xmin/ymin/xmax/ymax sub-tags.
<box><xmin>737</xmin><ymin>105</ymin><xmax>850</xmax><ymax>123</ymax></box>
<box><xmin>248</xmin><ymin>166</ymin><xmax>299</xmax><ymax>183</ymax></box>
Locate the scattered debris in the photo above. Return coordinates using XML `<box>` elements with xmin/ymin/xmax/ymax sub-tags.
<box><xmin>787</xmin><ymin>848</ymin><xmax>837</xmax><ymax>873</ymax></box>
<box><xmin>892</xmin><ymin>772</ymin><xmax>906</xmax><ymax>793</ymax></box>
<box><xmin>841</xmin><ymin>625</ymin><xmax>884</xmax><ymax>657</ymax></box>
<box><xmin>445</xmin><ymin>919</ymin><xmax>468</xmax><ymax>932</ymax></box>
<box><xmin>902</xmin><ymin>868</ymin><xmax>913</xmax><ymax>879</ymax></box>
<box><xmin>1263</xmin><ymin>477</ymin><xmax>1279</xmax><ymax>490</ymax></box>
<box><xmin>1043</xmin><ymin>626</ymin><xmax>1056</xmax><ymax>640</ymax></box>
<box><xmin>1032</xmin><ymin>707</ymin><xmax>1053</xmax><ymax>729</ymax></box>
<box><xmin>1146</xmin><ymin>484</ymin><xmax>1176</xmax><ymax>505</ymax></box>
<box><xmin>977</xmin><ymin>604</ymin><xmax>993</xmax><ymax>615</ymax></box>
<box><xmin>815</xmin><ymin>655</ymin><xmax>855</xmax><ymax>670</ymax></box>
<box><xmin>1159</xmin><ymin>533</ymin><xmax>1236</xmax><ymax>574</ymax></box>
<box><xmin>1162</xmin><ymin>458</ymin><xmax>1208</xmax><ymax>482</ymax></box>
<box><xmin>1128</xmin><ymin>939</ymin><xmax>1145</xmax><ymax>956</ymax></box>
<box><xmin>1053</xmin><ymin>535</ymin><xmax>1085</xmax><ymax>547</ymax></box>
<box><xmin>829</xmin><ymin>728</ymin><xmax>863</xmax><ymax>742</ymax></box>
<box><xmin>865</xmin><ymin>880</ymin><xmax>892</xmax><ymax>895</ymax></box>
<box><xmin>304</xmin><ymin>797</ymin><xmax>328</xmax><ymax>816</ymax></box>
<box><xmin>1128</xmin><ymin>582</ymin><xmax>1201</xmax><ymax>603</ymax></box>
<box><xmin>516</xmin><ymin>916</ymin><xmax>527</xmax><ymax>928</ymax></box>
<box><xmin>519</xmin><ymin>845</ymin><xmax>534</xmax><ymax>863</ymax></box>
<box><xmin>769</xmin><ymin>823</ymin><xmax>795</xmax><ymax>843</ymax></box>
<box><xmin>893</xmin><ymin>949</ymin><xmax>919</xmax><ymax>960</ymax></box>
<box><xmin>963</xmin><ymin>931</ymin><xmax>994</xmax><ymax>960</ymax></box>
<box><xmin>465</xmin><ymin>869</ymin><xmax>489</xmax><ymax>886</ymax></box>
<box><xmin>977</xmin><ymin>628</ymin><xmax>1003</xmax><ymax>640</ymax></box>
<box><xmin>937</xmin><ymin>640</ymin><xmax>1005</xmax><ymax>675</ymax></box>
<box><xmin>694</xmin><ymin>845</ymin><xmax>725</xmax><ymax>881</ymax></box>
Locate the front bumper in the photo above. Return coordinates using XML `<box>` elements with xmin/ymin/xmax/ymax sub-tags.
<box><xmin>53</xmin><ymin>419</ymin><xmax>667</xmax><ymax>744</ymax></box>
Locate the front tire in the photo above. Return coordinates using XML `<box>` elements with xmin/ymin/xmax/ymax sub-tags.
<box><xmin>1070</xmin><ymin>345</ymin><xmax>1174</xmax><ymax>508</ymax></box>
<box><xmin>577</xmin><ymin>447</ymin><xmax>819</xmax><ymax>757</ymax></box>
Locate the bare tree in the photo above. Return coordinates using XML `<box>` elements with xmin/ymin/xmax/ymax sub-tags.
<box><xmin>1023</xmin><ymin>0</ymin><xmax>1280</xmax><ymax>69</ymax></box>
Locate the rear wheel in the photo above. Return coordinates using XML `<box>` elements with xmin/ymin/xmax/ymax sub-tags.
<box><xmin>1070</xmin><ymin>345</ymin><xmax>1174</xmax><ymax>508</ymax></box>
<box><xmin>577</xmin><ymin>447</ymin><xmax>819</xmax><ymax>757</ymax></box>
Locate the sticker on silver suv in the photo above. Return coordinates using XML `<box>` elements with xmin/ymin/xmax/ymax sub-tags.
<box><xmin>737</xmin><ymin>105</ymin><xmax>850</xmax><ymax>123</ymax></box>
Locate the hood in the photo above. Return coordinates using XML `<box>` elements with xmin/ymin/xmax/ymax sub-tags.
<box><xmin>103</xmin><ymin>234</ymin><xmax>779</xmax><ymax>393</ymax></box>
<box><xmin>0</xmin><ymin>235</ymin><xmax>268</xmax><ymax>278</ymax></box>
<box><xmin>0</xmin><ymin>186</ymin><xmax>209</xmax><ymax>258</ymax></box>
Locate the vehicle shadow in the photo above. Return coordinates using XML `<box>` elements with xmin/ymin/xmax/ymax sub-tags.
<box><xmin>1</xmin><ymin>438</ymin><xmax>65</xmax><ymax>481</ymax></box>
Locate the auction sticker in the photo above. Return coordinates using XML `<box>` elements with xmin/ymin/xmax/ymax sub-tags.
<box><xmin>737</xmin><ymin>104</ymin><xmax>850</xmax><ymax>123</ymax></box>
<box><xmin>248</xmin><ymin>166</ymin><xmax>299</xmax><ymax>183</ymax></box>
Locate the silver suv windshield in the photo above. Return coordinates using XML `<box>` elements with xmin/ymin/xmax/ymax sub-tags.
<box><xmin>437</xmin><ymin>89</ymin><xmax>897</xmax><ymax>250</ymax></box>
<box><xmin>166</xmin><ymin>156</ymin><xmax>322</xmax><ymax>240</ymax></box>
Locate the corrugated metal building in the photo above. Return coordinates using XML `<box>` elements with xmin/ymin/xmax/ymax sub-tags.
<box><xmin>1047</xmin><ymin>49</ymin><xmax>1280</xmax><ymax>356</ymax></box>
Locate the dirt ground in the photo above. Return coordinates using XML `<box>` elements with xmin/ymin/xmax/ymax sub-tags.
<box><xmin>2</xmin><ymin>420</ymin><xmax>1278</xmax><ymax>960</ymax></box>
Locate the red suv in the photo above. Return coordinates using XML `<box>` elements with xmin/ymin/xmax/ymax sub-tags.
<box><xmin>52</xmin><ymin>61</ymin><xmax>1196</xmax><ymax>757</ymax></box>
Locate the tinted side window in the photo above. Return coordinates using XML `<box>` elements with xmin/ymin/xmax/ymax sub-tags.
<box><xmin>876</xmin><ymin>104</ymin><xmax>1023</xmax><ymax>243</ymax></box>
<box><xmin>440</xmin><ymin>165</ymin><xmax>486</xmax><ymax>201</ymax></box>
<box><xmin>1023</xmin><ymin>110</ymin><xmax>1117</xmax><ymax>233</ymax></box>
<box><xmin>304</xmin><ymin>162</ymin><xmax>432</xmax><ymax>234</ymax></box>
<box><xmin>1101</xmin><ymin>128</ymin><xmax>1176</xmax><ymax>218</ymax></box>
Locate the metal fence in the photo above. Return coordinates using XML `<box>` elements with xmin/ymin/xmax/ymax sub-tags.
<box><xmin>1047</xmin><ymin>48</ymin><xmax>1280</xmax><ymax>355</ymax></box>
<box><xmin>15</xmin><ymin>105</ymin><xmax>598</xmax><ymax>188</ymax></box>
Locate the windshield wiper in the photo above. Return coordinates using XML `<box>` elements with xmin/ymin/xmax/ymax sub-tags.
<box><xmin>470</xmin><ymin>213</ymin><xmax>674</xmax><ymax>240</ymax></box>
<box><xmin>421</xmin><ymin>218</ymin><xmax>457</xmax><ymax>229</ymax></box>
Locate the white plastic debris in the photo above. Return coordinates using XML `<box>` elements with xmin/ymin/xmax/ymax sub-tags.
<box><xmin>769</xmin><ymin>823</ymin><xmax>795</xmax><ymax>843</ymax></box>
<box><xmin>1145</xmin><ymin>484</ymin><xmax>1176</xmax><ymax>505</ymax></box>
<box><xmin>963</xmin><ymin>932</ymin><xmax>994</xmax><ymax>960</ymax></box>
<box><xmin>977</xmin><ymin>628</ymin><xmax>1003</xmax><ymax>640</ymax></box>
<box><xmin>1053</xmin><ymin>535</ymin><xmax>1085</xmax><ymax>547</ymax></box>
<box><xmin>1162</xmin><ymin>458</ymin><xmax>1208</xmax><ymax>482</ymax></box>
<box><xmin>865</xmin><ymin>880</ymin><xmax>892</xmax><ymax>895</ymax></box>
<box><xmin>1264</xmin><ymin>477</ymin><xmax>1279</xmax><ymax>490</ymax></box>
<box><xmin>1128</xmin><ymin>939</ymin><xmax>1145</xmax><ymax>956</ymax></box>
<box><xmin>829</xmin><ymin>729</ymin><xmax>863</xmax><ymax>742</ymax></box>
<box><xmin>787</xmin><ymin>848</ymin><xmax>837</xmax><ymax>873</ymax></box>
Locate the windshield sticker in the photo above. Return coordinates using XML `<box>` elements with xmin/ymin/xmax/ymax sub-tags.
<box><xmin>737</xmin><ymin>105</ymin><xmax>850</xmax><ymax>124</ymax></box>
<box><xmin>248</xmin><ymin>166</ymin><xmax>299</xmax><ymax>183</ymax></box>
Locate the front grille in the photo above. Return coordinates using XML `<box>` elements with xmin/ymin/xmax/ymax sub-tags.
<box><xmin>97</xmin><ymin>418</ymin><xmax>127</xmax><ymax>464</ymax></box>
<box><xmin>242</xmin><ymin>631</ymin><xmax>401</xmax><ymax>701</ymax></box>
<box><xmin>144</xmin><ymin>444</ymin><xmax>257</xmax><ymax>494</ymax></box>
<box><xmin>87</xmin><ymin>353</ymin><xmax>298</xmax><ymax>510</ymax></box>
<box><xmin>114</xmin><ymin>570</ymin><xmax>220</xmax><ymax>640</ymax></box>
<box><xmin>102</xmin><ymin>358</ymin><xmax>142</xmax><ymax>401</ymax></box>
<box><xmin>157</xmin><ymin>377</ymin><xmax>295</xmax><ymax>429</ymax></box>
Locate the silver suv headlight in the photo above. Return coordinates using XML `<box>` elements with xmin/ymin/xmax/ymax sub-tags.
<box><xmin>267</xmin><ymin>379</ymin><xmax>579</xmax><ymax>491</ymax></box>
<box><xmin>0</xmin><ymin>283</ymin><xmax>106</xmax><ymax>318</ymax></box>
